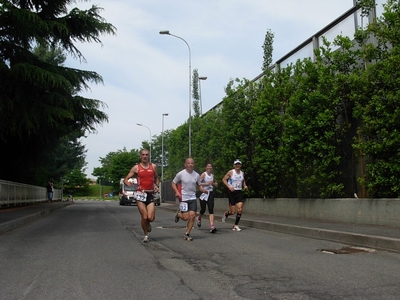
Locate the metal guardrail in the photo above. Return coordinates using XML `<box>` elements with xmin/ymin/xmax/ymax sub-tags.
<box><xmin>0</xmin><ymin>179</ymin><xmax>61</xmax><ymax>207</ymax></box>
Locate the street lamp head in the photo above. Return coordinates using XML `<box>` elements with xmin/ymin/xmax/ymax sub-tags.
<box><xmin>159</xmin><ymin>30</ymin><xmax>170</xmax><ymax>35</ymax></box>
<box><xmin>163</xmin><ymin>113</ymin><xmax>169</xmax><ymax>116</ymax></box>
<box><xmin>199</xmin><ymin>76</ymin><xmax>208</xmax><ymax>80</ymax></box>
<box><xmin>136</xmin><ymin>123</ymin><xmax>142</xmax><ymax>126</ymax></box>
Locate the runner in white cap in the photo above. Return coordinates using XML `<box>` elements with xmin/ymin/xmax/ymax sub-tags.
<box><xmin>222</xmin><ymin>159</ymin><xmax>248</xmax><ymax>231</ymax></box>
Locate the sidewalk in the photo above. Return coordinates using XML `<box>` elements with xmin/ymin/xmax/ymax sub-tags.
<box><xmin>159</xmin><ymin>202</ymin><xmax>400</xmax><ymax>253</ymax></box>
<box><xmin>1</xmin><ymin>200</ymin><xmax>399</xmax><ymax>253</ymax></box>
<box><xmin>0</xmin><ymin>201</ymin><xmax>73</xmax><ymax>234</ymax></box>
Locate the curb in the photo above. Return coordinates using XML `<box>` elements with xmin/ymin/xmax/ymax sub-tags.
<box><xmin>237</xmin><ymin>218</ymin><xmax>400</xmax><ymax>253</ymax></box>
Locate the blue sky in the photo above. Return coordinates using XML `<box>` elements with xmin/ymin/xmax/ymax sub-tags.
<box><xmin>66</xmin><ymin>0</ymin><xmax>355</xmax><ymax>177</ymax></box>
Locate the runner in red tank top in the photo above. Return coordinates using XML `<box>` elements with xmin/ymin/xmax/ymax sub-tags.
<box><xmin>124</xmin><ymin>149</ymin><xmax>159</xmax><ymax>243</ymax></box>
<box><xmin>137</xmin><ymin>163</ymin><xmax>156</xmax><ymax>191</ymax></box>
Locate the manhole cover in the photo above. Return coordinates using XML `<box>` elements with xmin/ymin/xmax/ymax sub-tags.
<box><xmin>159</xmin><ymin>225</ymin><xmax>187</xmax><ymax>229</ymax></box>
<box><xmin>319</xmin><ymin>246</ymin><xmax>376</xmax><ymax>254</ymax></box>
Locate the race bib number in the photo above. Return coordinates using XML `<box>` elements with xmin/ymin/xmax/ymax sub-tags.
<box><xmin>134</xmin><ymin>191</ymin><xmax>147</xmax><ymax>202</ymax></box>
<box><xmin>179</xmin><ymin>202</ymin><xmax>188</xmax><ymax>212</ymax></box>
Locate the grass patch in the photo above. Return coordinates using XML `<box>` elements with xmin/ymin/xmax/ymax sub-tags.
<box><xmin>87</xmin><ymin>184</ymin><xmax>115</xmax><ymax>197</ymax></box>
<box><xmin>66</xmin><ymin>184</ymin><xmax>118</xmax><ymax>199</ymax></box>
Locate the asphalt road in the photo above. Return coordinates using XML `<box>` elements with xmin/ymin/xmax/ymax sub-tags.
<box><xmin>1</xmin><ymin>200</ymin><xmax>399</xmax><ymax>300</ymax></box>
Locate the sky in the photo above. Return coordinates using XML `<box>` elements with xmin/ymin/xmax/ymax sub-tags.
<box><xmin>66</xmin><ymin>0</ymin><xmax>355</xmax><ymax>178</ymax></box>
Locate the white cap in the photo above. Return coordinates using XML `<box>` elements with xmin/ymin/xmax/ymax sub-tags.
<box><xmin>234</xmin><ymin>159</ymin><xmax>242</xmax><ymax>165</ymax></box>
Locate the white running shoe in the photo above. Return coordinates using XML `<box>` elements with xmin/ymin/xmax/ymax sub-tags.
<box><xmin>183</xmin><ymin>233</ymin><xmax>193</xmax><ymax>241</ymax></box>
<box><xmin>232</xmin><ymin>225</ymin><xmax>241</xmax><ymax>231</ymax></box>
<box><xmin>142</xmin><ymin>235</ymin><xmax>149</xmax><ymax>243</ymax></box>
<box><xmin>222</xmin><ymin>211</ymin><xmax>228</xmax><ymax>223</ymax></box>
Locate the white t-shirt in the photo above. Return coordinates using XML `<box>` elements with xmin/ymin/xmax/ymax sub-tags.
<box><xmin>173</xmin><ymin>169</ymin><xmax>201</xmax><ymax>201</ymax></box>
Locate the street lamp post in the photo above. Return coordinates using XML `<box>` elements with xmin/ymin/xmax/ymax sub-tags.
<box><xmin>161</xmin><ymin>113</ymin><xmax>169</xmax><ymax>182</ymax></box>
<box><xmin>161</xmin><ymin>113</ymin><xmax>169</xmax><ymax>203</ymax></box>
<box><xmin>136</xmin><ymin>123</ymin><xmax>152</xmax><ymax>161</ymax></box>
<box><xmin>198</xmin><ymin>76</ymin><xmax>207</xmax><ymax>115</ymax></box>
<box><xmin>159</xmin><ymin>30</ymin><xmax>192</xmax><ymax>157</ymax></box>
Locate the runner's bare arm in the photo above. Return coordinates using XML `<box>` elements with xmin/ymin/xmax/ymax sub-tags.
<box><xmin>124</xmin><ymin>165</ymin><xmax>138</xmax><ymax>186</ymax></box>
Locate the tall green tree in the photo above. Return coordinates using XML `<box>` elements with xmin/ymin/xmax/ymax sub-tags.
<box><xmin>262</xmin><ymin>29</ymin><xmax>274</xmax><ymax>72</ymax></box>
<box><xmin>0</xmin><ymin>0</ymin><xmax>116</xmax><ymax>184</ymax></box>
<box><xmin>30</xmin><ymin>44</ymin><xmax>91</xmax><ymax>185</ymax></box>
<box><xmin>192</xmin><ymin>68</ymin><xmax>200</xmax><ymax>116</ymax></box>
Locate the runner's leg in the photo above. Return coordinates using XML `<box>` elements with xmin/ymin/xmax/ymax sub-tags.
<box><xmin>136</xmin><ymin>201</ymin><xmax>149</xmax><ymax>235</ymax></box>
<box><xmin>207</xmin><ymin>193</ymin><xmax>215</xmax><ymax>228</ymax></box>
<box><xmin>186</xmin><ymin>211</ymin><xmax>196</xmax><ymax>235</ymax></box>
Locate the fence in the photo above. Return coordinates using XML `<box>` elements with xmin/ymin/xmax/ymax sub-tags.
<box><xmin>161</xmin><ymin>180</ymin><xmax>176</xmax><ymax>202</ymax></box>
<box><xmin>0</xmin><ymin>179</ymin><xmax>61</xmax><ymax>207</ymax></box>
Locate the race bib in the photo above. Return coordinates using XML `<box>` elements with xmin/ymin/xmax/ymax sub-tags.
<box><xmin>134</xmin><ymin>191</ymin><xmax>147</xmax><ymax>202</ymax></box>
<box><xmin>199</xmin><ymin>193</ymin><xmax>209</xmax><ymax>201</ymax></box>
<box><xmin>179</xmin><ymin>202</ymin><xmax>188</xmax><ymax>212</ymax></box>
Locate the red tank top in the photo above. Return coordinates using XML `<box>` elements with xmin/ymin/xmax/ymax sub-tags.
<box><xmin>137</xmin><ymin>163</ymin><xmax>155</xmax><ymax>191</ymax></box>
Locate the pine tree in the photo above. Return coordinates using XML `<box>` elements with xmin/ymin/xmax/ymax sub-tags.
<box><xmin>262</xmin><ymin>29</ymin><xmax>275</xmax><ymax>72</ymax></box>
<box><xmin>0</xmin><ymin>0</ymin><xmax>116</xmax><ymax>183</ymax></box>
<box><xmin>192</xmin><ymin>69</ymin><xmax>200</xmax><ymax>116</ymax></box>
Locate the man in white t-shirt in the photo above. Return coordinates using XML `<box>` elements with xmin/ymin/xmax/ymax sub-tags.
<box><xmin>171</xmin><ymin>158</ymin><xmax>205</xmax><ymax>241</ymax></box>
